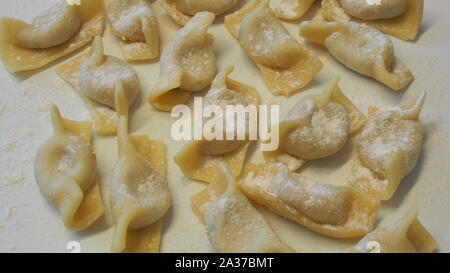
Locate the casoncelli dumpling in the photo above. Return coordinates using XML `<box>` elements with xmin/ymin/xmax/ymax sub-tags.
<box><xmin>321</xmin><ymin>0</ymin><xmax>424</xmax><ymax>41</ymax></box>
<box><xmin>110</xmin><ymin>85</ymin><xmax>170</xmax><ymax>253</ymax></box>
<box><xmin>349</xmin><ymin>93</ymin><xmax>426</xmax><ymax>200</ymax></box>
<box><xmin>264</xmin><ymin>78</ymin><xmax>365</xmax><ymax>171</ymax></box>
<box><xmin>34</xmin><ymin>106</ymin><xmax>104</xmax><ymax>231</ymax></box>
<box><xmin>300</xmin><ymin>21</ymin><xmax>414</xmax><ymax>90</ymax></box>
<box><xmin>106</xmin><ymin>0</ymin><xmax>159</xmax><ymax>60</ymax></box>
<box><xmin>191</xmin><ymin>165</ymin><xmax>293</xmax><ymax>253</ymax></box>
<box><xmin>57</xmin><ymin>36</ymin><xmax>140</xmax><ymax>135</ymax></box>
<box><xmin>226</xmin><ymin>0</ymin><xmax>322</xmax><ymax>95</ymax></box>
<box><xmin>149</xmin><ymin>12</ymin><xmax>216</xmax><ymax>112</ymax></box>
<box><xmin>159</xmin><ymin>0</ymin><xmax>238</xmax><ymax>25</ymax></box>
<box><xmin>175</xmin><ymin>67</ymin><xmax>259</xmax><ymax>183</ymax></box>
<box><xmin>238</xmin><ymin>163</ymin><xmax>380</xmax><ymax>238</ymax></box>
<box><xmin>0</xmin><ymin>0</ymin><xmax>104</xmax><ymax>72</ymax></box>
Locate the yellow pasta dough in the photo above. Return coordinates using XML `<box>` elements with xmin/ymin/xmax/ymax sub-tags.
<box><xmin>148</xmin><ymin>12</ymin><xmax>216</xmax><ymax>112</ymax></box>
<box><xmin>264</xmin><ymin>78</ymin><xmax>365</xmax><ymax>171</ymax></box>
<box><xmin>57</xmin><ymin>36</ymin><xmax>140</xmax><ymax>135</ymax></box>
<box><xmin>158</xmin><ymin>0</ymin><xmax>238</xmax><ymax>26</ymax></box>
<box><xmin>238</xmin><ymin>163</ymin><xmax>380</xmax><ymax>238</ymax></box>
<box><xmin>175</xmin><ymin>67</ymin><xmax>259</xmax><ymax>183</ymax></box>
<box><xmin>321</xmin><ymin>0</ymin><xmax>424</xmax><ymax>41</ymax></box>
<box><xmin>225</xmin><ymin>0</ymin><xmax>322</xmax><ymax>96</ymax></box>
<box><xmin>273</xmin><ymin>0</ymin><xmax>316</xmax><ymax>21</ymax></box>
<box><xmin>106</xmin><ymin>0</ymin><xmax>159</xmax><ymax>60</ymax></box>
<box><xmin>110</xmin><ymin>84</ymin><xmax>170</xmax><ymax>253</ymax></box>
<box><xmin>300</xmin><ymin>21</ymin><xmax>414</xmax><ymax>90</ymax></box>
<box><xmin>0</xmin><ymin>0</ymin><xmax>104</xmax><ymax>73</ymax></box>
<box><xmin>352</xmin><ymin>208</ymin><xmax>437</xmax><ymax>253</ymax></box>
<box><xmin>34</xmin><ymin>106</ymin><xmax>104</xmax><ymax>231</ymax></box>
<box><xmin>349</xmin><ymin>93</ymin><xmax>426</xmax><ymax>200</ymax></box>
<box><xmin>191</xmin><ymin>165</ymin><xmax>293</xmax><ymax>253</ymax></box>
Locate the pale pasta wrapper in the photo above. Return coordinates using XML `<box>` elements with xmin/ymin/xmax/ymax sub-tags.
<box><xmin>238</xmin><ymin>163</ymin><xmax>380</xmax><ymax>238</ymax></box>
<box><xmin>300</xmin><ymin>21</ymin><xmax>414</xmax><ymax>90</ymax></box>
<box><xmin>352</xmin><ymin>208</ymin><xmax>437</xmax><ymax>253</ymax></box>
<box><xmin>321</xmin><ymin>0</ymin><xmax>424</xmax><ymax>41</ymax></box>
<box><xmin>0</xmin><ymin>0</ymin><xmax>104</xmax><ymax>73</ymax></box>
<box><xmin>57</xmin><ymin>36</ymin><xmax>140</xmax><ymax>135</ymax></box>
<box><xmin>148</xmin><ymin>12</ymin><xmax>216</xmax><ymax>112</ymax></box>
<box><xmin>349</xmin><ymin>93</ymin><xmax>426</xmax><ymax>200</ymax></box>
<box><xmin>191</xmin><ymin>165</ymin><xmax>293</xmax><ymax>253</ymax></box>
<box><xmin>226</xmin><ymin>0</ymin><xmax>322</xmax><ymax>96</ymax></box>
<box><xmin>175</xmin><ymin>67</ymin><xmax>259</xmax><ymax>183</ymax></box>
<box><xmin>274</xmin><ymin>0</ymin><xmax>316</xmax><ymax>21</ymax></box>
<box><xmin>264</xmin><ymin>78</ymin><xmax>365</xmax><ymax>171</ymax></box>
<box><xmin>110</xmin><ymin>85</ymin><xmax>170</xmax><ymax>253</ymax></box>
<box><xmin>34</xmin><ymin>106</ymin><xmax>104</xmax><ymax>231</ymax></box>
<box><xmin>158</xmin><ymin>0</ymin><xmax>238</xmax><ymax>26</ymax></box>
<box><xmin>106</xmin><ymin>0</ymin><xmax>160</xmax><ymax>60</ymax></box>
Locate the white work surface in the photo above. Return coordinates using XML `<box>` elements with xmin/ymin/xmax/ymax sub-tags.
<box><xmin>0</xmin><ymin>0</ymin><xmax>449</xmax><ymax>252</ymax></box>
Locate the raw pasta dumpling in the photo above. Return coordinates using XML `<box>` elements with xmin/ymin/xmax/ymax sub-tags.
<box><xmin>148</xmin><ymin>12</ymin><xmax>216</xmax><ymax>112</ymax></box>
<box><xmin>110</xmin><ymin>84</ymin><xmax>170</xmax><ymax>253</ymax></box>
<box><xmin>0</xmin><ymin>0</ymin><xmax>104</xmax><ymax>72</ymax></box>
<box><xmin>321</xmin><ymin>0</ymin><xmax>424</xmax><ymax>41</ymax></box>
<box><xmin>238</xmin><ymin>163</ymin><xmax>380</xmax><ymax>238</ymax></box>
<box><xmin>299</xmin><ymin>21</ymin><xmax>414</xmax><ymax>90</ymax></box>
<box><xmin>158</xmin><ymin>0</ymin><xmax>238</xmax><ymax>25</ymax></box>
<box><xmin>57</xmin><ymin>36</ymin><xmax>140</xmax><ymax>135</ymax></box>
<box><xmin>175</xmin><ymin>67</ymin><xmax>259</xmax><ymax>183</ymax></box>
<box><xmin>273</xmin><ymin>0</ymin><xmax>316</xmax><ymax>21</ymax></box>
<box><xmin>106</xmin><ymin>0</ymin><xmax>159</xmax><ymax>60</ymax></box>
<box><xmin>349</xmin><ymin>93</ymin><xmax>426</xmax><ymax>200</ymax></box>
<box><xmin>191</xmin><ymin>164</ymin><xmax>293</xmax><ymax>253</ymax></box>
<box><xmin>264</xmin><ymin>78</ymin><xmax>365</xmax><ymax>171</ymax></box>
<box><xmin>17</xmin><ymin>1</ymin><xmax>82</xmax><ymax>49</ymax></box>
<box><xmin>34</xmin><ymin>106</ymin><xmax>104</xmax><ymax>231</ymax></box>
<box><xmin>340</xmin><ymin>0</ymin><xmax>407</xmax><ymax>20</ymax></box>
<box><xmin>352</xmin><ymin>208</ymin><xmax>437</xmax><ymax>253</ymax></box>
<box><xmin>225</xmin><ymin>0</ymin><xmax>322</xmax><ymax>96</ymax></box>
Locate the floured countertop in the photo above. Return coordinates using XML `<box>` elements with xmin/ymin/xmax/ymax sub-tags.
<box><xmin>0</xmin><ymin>0</ymin><xmax>449</xmax><ymax>252</ymax></box>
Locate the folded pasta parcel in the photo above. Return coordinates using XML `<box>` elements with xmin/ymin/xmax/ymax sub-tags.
<box><xmin>0</xmin><ymin>0</ymin><xmax>104</xmax><ymax>73</ymax></box>
<box><xmin>57</xmin><ymin>36</ymin><xmax>140</xmax><ymax>135</ymax></box>
<box><xmin>110</xmin><ymin>85</ymin><xmax>170</xmax><ymax>253</ymax></box>
<box><xmin>273</xmin><ymin>0</ymin><xmax>316</xmax><ymax>21</ymax></box>
<box><xmin>264</xmin><ymin>78</ymin><xmax>366</xmax><ymax>171</ymax></box>
<box><xmin>34</xmin><ymin>106</ymin><xmax>104</xmax><ymax>231</ymax></box>
<box><xmin>349</xmin><ymin>93</ymin><xmax>426</xmax><ymax>200</ymax></box>
<box><xmin>149</xmin><ymin>12</ymin><xmax>216</xmax><ymax>112</ymax></box>
<box><xmin>320</xmin><ymin>0</ymin><xmax>424</xmax><ymax>41</ymax></box>
<box><xmin>225</xmin><ymin>0</ymin><xmax>322</xmax><ymax>96</ymax></box>
<box><xmin>299</xmin><ymin>21</ymin><xmax>414</xmax><ymax>90</ymax></box>
<box><xmin>175</xmin><ymin>67</ymin><xmax>259</xmax><ymax>183</ymax></box>
<box><xmin>352</xmin><ymin>207</ymin><xmax>437</xmax><ymax>253</ymax></box>
<box><xmin>191</xmin><ymin>165</ymin><xmax>293</xmax><ymax>253</ymax></box>
<box><xmin>106</xmin><ymin>0</ymin><xmax>159</xmax><ymax>61</ymax></box>
<box><xmin>158</xmin><ymin>0</ymin><xmax>238</xmax><ymax>26</ymax></box>
<box><xmin>238</xmin><ymin>163</ymin><xmax>380</xmax><ymax>238</ymax></box>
